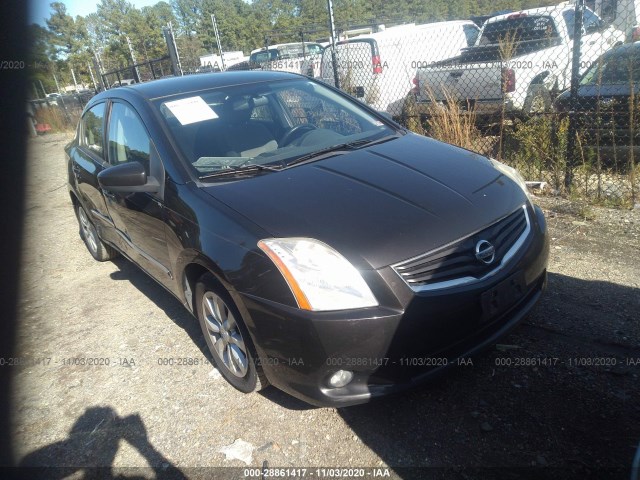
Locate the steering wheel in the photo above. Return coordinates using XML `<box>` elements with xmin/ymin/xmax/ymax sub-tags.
<box><xmin>280</xmin><ymin>124</ymin><xmax>317</xmax><ymax>146</ymax></box>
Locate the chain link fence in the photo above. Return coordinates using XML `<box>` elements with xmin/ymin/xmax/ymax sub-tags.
<box><xmin>35</xmin><ymin>0</ymin><xmax>640</xmax><ymax>206</ymax></box>
<box><xmin>228</xmin><ymin>1</ymin><xmax>639</xmax><ymax>207</ymax></box>
<box><xmin>28</xmin><ymin>91</ymin><xmax>96</xmax><ymax>134</ymax></box>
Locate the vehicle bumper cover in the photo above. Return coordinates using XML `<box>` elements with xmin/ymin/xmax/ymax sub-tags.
<box><xmin>240</xmin><ymin>204</ymin><xmax>549</xmax><ymax>407</ymax></box>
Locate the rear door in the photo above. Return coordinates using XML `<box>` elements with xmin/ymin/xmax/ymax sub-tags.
<box><xmin>70</xmin><ymin>102</ymin><xmax>119</xmax><ymax>247</ymax></box>
<box><xmin>103</xmin><ymin>100</ymin><xmax>172</xmax><ymax>284</ymax></box>
<box><xmin>321</xmin><ymin>39</ymin><xmax>378</xmax><ymax>103</ymax></box>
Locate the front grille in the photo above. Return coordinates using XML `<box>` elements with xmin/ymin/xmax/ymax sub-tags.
<box><xmin>393</xmin><ymin>206</ymin><xmax>529</xmax><ymax>290</ymax></box>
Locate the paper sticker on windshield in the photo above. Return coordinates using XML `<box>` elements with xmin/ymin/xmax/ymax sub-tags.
<box><xmin>164</xmin><ymin>96</ymin><xmax>218</xmax><ymax>125</ymax></box>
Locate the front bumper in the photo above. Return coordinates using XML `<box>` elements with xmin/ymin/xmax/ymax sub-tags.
<box><xmin>240</xmin><ymin>204</ymin><xmax>549</xmax><ymax>407</ymax></box>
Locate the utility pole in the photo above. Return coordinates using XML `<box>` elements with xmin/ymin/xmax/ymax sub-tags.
<box><xmin>92</xmin><ymin>51</ymin><xmax>106</xmax><ymax>91</ymax></box>
<box><xmin>125</xmin><ymin>35</ymin><xmax>141</xmax><ymax>82</ymax></box>
<box><xmin>53</xmin><ymin>73</ymin><xmax>61</xmax><ymax>94</ymax></box>
<box><xmin>70</xmin><ymin>68</ymin><xmax>79</xmax><ymax>93</ymax></box>
<box><xmin>169</xmin><ymin>22</ymin><xmax>183</xmax><ymax>76</ymax></box>
<box><xmin>87</xmin><ymin>62</ymin><xmax>97</xmax><ymax>91</ymax></box>
<box><xmin>327</xmin><ymin>0</ymin><xmax>340</xmax><ymax>88</ymax></box>
<box><xmin>565</xmin><ymin>0</ymin><xmax>584</xmax><ymax>191</ymax></box>
<box><xmin>210</xmin><ymin>14</ymin><xmax>226</xmax><ymax>71</ymax></box>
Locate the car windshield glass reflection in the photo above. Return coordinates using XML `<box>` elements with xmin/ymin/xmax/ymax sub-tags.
<box><xmin>581</xmin><ymin>52</ymin><xmax>640</xmax><ymax>86</ymax></box>
<box><xmin>156</xmin><ymin>79</ymin><xmax>397</xmax><ymax>178</ymax></box>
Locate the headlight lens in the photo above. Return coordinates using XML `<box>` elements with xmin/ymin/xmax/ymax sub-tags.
<box><xmin>258</xmin><ymin>238</ymin><xmax>378</xmax><ymax>311</ymax></box>
<box><xmin>489</xmin><ymin>157</ymin><xmax>531</xmax><ymax>200</ymax></box>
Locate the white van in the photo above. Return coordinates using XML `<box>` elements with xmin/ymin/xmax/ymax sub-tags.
<box><xmin>319</xmin><ymin>21</ymin><xmax>480</xmax><ymax>116</ymax></box>
<box><xmin>249</xmin><ymin>42</ymin><xmax>324</xmax><ymax>74</ymax></box>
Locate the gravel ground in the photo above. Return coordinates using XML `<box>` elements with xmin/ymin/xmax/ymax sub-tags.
<box><xmin>9</xmin><ymin>133</ymin><xmax>640</xmax><ymax>479</ymax></box>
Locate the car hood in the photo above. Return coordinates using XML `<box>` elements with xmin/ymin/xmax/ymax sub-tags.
<box><xmin>200</xmin><ymin>133</ymin><xmax>527</xmax><ymax>269</ymax></box>
<box><xmin>556</xmin><ymin>84</ymin><xmax>640</xmax><ymax>110</ymax></box>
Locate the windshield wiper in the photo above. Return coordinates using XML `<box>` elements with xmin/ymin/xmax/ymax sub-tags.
<box><xmin>198</xmin><ymin>162</ymin><xmax>283</xmax><ymax>180</ymax></box>
<box><xmin>284</xmin><ymin>134</ymin><xmax>401</xmax><ymax>168</ymax></box>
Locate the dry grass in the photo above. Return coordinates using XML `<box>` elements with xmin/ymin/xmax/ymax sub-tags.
<box><xmin>498</xmin><ymin>29</ymin><xmax>518</xmax><ymax>64</ymax></box>
<box><xmin>421</xmin><ymin>86</ymin><xmax>482</xmax><ymax>151</ymax></box>
<box><xmin>33</xmin><ymin>106</ymin><xmax>78</xmax><ymax>133</ymax></box>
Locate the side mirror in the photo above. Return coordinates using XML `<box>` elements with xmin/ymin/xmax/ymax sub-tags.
<box><xmin>98</xmin><ymin>161</ymin><xmax>160</xmax><ymax>193</ymax></box>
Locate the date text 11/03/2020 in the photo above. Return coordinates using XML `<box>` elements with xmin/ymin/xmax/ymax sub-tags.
<box><xmin>243</xmin><ymin>467</ymin><xmax>392</xmax><ymax>478</ymax></box>
<box><xmin>325</xmin><ymin>357</ymin><xmax>475</xmax><ymax>368</ymax></box>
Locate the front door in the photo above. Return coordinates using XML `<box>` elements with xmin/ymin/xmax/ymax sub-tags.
<box><xmin>102</xmin><ymin>100</ymin><xmax>172</xmax><ymax>284</ymax></box>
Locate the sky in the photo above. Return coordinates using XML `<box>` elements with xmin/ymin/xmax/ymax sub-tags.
<box><xmin>29</xmin><ymin>0</ymin><xmax>163</xmax><ymax>26</ymax></box>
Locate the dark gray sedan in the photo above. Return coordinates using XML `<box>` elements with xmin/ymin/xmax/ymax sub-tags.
<box><xmin>66</xmin><ymin>71</ymin><xmax>548</xmax><ymax>407</ymax></box>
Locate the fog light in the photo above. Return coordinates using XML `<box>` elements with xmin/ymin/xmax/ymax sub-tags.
<box><xmin>328</xmin><ymin>370</ymin><xmax>353</xmax><ymax>388</ymax></box>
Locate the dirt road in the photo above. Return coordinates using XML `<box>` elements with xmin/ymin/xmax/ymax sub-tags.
<box><xmin>10</xmin><ymin>133</ymin><xmax>640</xmax><ymax>479</ymax></box>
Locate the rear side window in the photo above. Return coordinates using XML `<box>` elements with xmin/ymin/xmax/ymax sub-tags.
<box><xmin>563</xmin><ymin>8</ymin><xmax>603</xmax><ymax>38</ymax></box>
<box><xmin>81</xmin><ymin>103</ymin><xmax>105</xmax><ymax>156</ymax></box>
<box><xmin>463</xmin><ymin>24</ymin><xmax>481</xmax><ymax>46</ymax></box>
<box><xmin>306</xmin><ymin>44</ymin><xmax>324</xmax><ymax>55</ymax></box>
<box><xmin>107</xmin><ymin>102</ymin><xmax>151</xmax><ymax>173</ymax></box>
<box><xmin>481</xmin><ymin>16</ymin><xmax>559</xmax><ymax>44</ymax></box>
<box><xmin>250</xmin><ymin>50</ymin><xmax>277</xmax><ymax>63</ymax></box>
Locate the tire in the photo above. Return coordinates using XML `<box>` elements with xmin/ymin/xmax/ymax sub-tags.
<box><xmin>523</xmin><ymin>85</ymin><xmax>552</xmax><ymax>116</ymax></box>
<box><xmin>76</xmin><ymin>204</ymin><xmax>117</xmax><ymax>262</ymax></box>
<box><xmin>195</xmin><ymin>273</ymin><xmax>267</xmax><ymax>393</ymax></box>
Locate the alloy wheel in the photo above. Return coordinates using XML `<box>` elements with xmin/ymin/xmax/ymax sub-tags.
<box><xmin>78</xmin><ymin>207</ymin><xmax>98</xmax><ymax>253</ymax></box>
<box><xmin>202</xmin><ymin>291</ymin><xmax>248</xmax><ymax>377</ymax></box>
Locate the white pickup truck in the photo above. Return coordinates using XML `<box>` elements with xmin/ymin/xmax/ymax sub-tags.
<box><xmin>412</xmin><ymin>4</ymin><xmax>624</xmax><ymax>118</ymax></box>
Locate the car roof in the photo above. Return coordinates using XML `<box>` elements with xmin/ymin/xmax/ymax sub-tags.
<box><xmin>250</xmin><ymin>42</ymin><xmax>322</xmax><ymax>54</ymax></box>
<box><xmin>602</xmin><ymin>42</ymin><xmax>640</xmax><ymax>58</ymax></box>
<box><xmin>486</xmin><ymin>3</ymin><xmax>571</xmax><ymax>24</ymax></box>
<box><xmin>97</xmin><ymin>70</ymin><xmax>301</xmax><ymax>102</ymax></box>
<box><xmin>341</xmin><ymin>20</ymin><xmax>475</xmax><ymax>42</ymax></box>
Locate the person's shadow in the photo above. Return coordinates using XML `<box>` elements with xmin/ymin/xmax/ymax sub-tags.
<box><xmin>18</xmin><ymin>406</ymin><xmax>185</xmax><ymax>479</ymax></box>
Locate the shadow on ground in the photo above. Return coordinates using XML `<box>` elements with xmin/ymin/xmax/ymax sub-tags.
<box><xmin>107</xmin><ymin>257</ymin><xmax>314</xmax><ymax>410</ymax></box>
<box><xmin>18</xmin><ymin>406</ymin><xmax>185</xmax><ymax>479</ymax></box>
<box><xmin>109</xmin><ymin>257</ymin><xmax>208</xmax><ymax>359</ymax></box>
<box><xmin>82</xmin><ymin>257</ymin><xmax>640</xmax><ymax>478</ymax></box>
<box><xmin>338</xmin><ymin>273</ymin><xmax>640</xmax><ymax>479</ymax></box>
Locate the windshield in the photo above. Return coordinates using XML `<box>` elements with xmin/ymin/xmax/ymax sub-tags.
<box><xmin>155</xmin><ymin>78</ymin><xmax>397</xmax><ymax>179</ymax></box>
<box><xmin>250</xmin><ymin>44</ymin><xmax>323</xmax><ymax>64</ymax></box>
<box><xmin>580</xmin><ymin>50</ymin><xmax>640</xmax><ymax>85</ymax></box>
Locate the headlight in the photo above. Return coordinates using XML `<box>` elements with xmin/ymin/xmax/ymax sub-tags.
<box><xmin>489</xmin><ymin>157</ymin><xmax>531</xmax><ymax>200</ymax></box>
<box><xmin>257</xmin><ymin>238</ymin><xmax>378</xmax><ymax>311</ymax></box>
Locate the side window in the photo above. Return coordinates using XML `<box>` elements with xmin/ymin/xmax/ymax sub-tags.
<box><xmin>251</xmin><ymin>103</ymin><xmax>274</xmax><ymax>121</ymax></box>
<box><xmin>583</xmin><ymin>9</ymin><xmax>603</xmax><ymax>33</ymax></box>
<box><xmin>564</xmin><ymin>9</ymin><xmax>602</xmax><ymax>38</ymax></box>
<box><xmin>107</xmin><ymin>102</ymin><xmax>151</xmax><ymax>173</ymax></box>
<box><xmin>276</xmin><ymin>88</ymin><xmax>362</xmax><ymax>136</ymax></box>
<box><xmin>307</xmin><ymin>44</ymin><xmax>323</xmax><ymax>55</ymax></box>
<box><xmin>463</xmin><ymin>25</ymin><xmax>480</xmax><ymax>46</ymax></box>
<box><xmin>81</xmin><ymin>103</ymin><xmax>105</xmax><ymax>156</ymax></box>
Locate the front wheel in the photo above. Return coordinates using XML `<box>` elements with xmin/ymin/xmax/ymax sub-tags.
<box><xmin>195</xmin><ymin>274</ymin><xmax>267</xmax><ymax>393</ymax></box>
<box><xmin>523</xmin><ymin>85</ymin><xmax>552</xmax><ymax>115</ymax></box>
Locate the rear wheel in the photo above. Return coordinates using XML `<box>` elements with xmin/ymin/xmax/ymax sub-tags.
<box><xmin>76</xmin><ymin>204</ymin><xmax>117</xmax><ymax>261</ymax></box>
<box><xmin>195</xmin><ymin>273</ymin><xmax>266</xmax><ymax>393</ymax></box>
<box><xmin>523</xmin><ymin>85</ymin><xmax>552</xmax><ymax>116</ymax></box>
